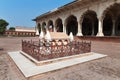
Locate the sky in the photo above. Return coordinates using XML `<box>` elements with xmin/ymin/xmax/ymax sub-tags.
<box><xmin>0</xmin><ymin>0</ymin><xmax>74</xmax><ymax>28</ymax></box>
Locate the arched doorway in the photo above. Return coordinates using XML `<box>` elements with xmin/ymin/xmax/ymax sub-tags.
<box><xmin>42</xmin><ymin>22</ymin><xmax>46</xmax><ymax>33</ymax></box>
<box><xmin>65</xmin><ymin>15</ymin><xmax>78</xmax><ymax>35</ymax></box>
<box><xmin>81</xmin><ymin>10</ymin><xmax>98</xmax><ymax>36</ymax></box>
<box><xmin>103</xmin><ymin>13</ymin><xmax>113</xmax><ymax>36</ymax></box>
<box><xmin>116</xmin><ymin>15</ymin><xmax>120</xmax><ymax>36</ymax></box>
<box><xmin>55</xmin><ymin>18</ymin><xmax>63</xmax><ymax>32</ymax></box>
<box><xmin>48</xmin><ymin>20</ymin><xmax>54</xmax><ymax>32</ymax></box>
<box><xmin>103</xmin><ymin>3</ymin><xmax>120</xmax><ymax>36</ymax></box>
<box><xmin>37</xmin><ymin>23</ymin><xmax>41</xmax><ymax>33</ymax></box>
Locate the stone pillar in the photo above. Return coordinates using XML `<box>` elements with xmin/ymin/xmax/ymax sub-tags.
<box><xmin>112</xmin><ymin>19</ymin><xmax>115</xmax><ymax>36</ymax></box>
<box><xmin>97</xmin><ymin>17</ymin><xmax>104</xmax><ymax>36</ymax></box>
<box><xmin>62</xmin><ymin>19</ymin><xmax>66</xmax><ymax>34</ymax></box>
<box><xmin>35</xmin><ymin>26</ymin><xmax>39</xmax><ymax>36</ymax></box>
<box><xmin>77</xmin><ymin>18</ymin><xmax>83</xmax><ymax>36</ymax></box>
<box><xmin>46</xmin><ymin>23</ymin><xmax>49</xmax><ymax>31</ymax></box>
<box><xmin>53</xmin><ymin>21</ymin><xmax>56</xmax><ymax>32</ymax></box>
<box><xmin>40</xmin><ymin>25</ymin><xmax>42</xmax><ymax>31</ymax></box>
<box><xmin>92</xmin><ymin>22</ymin><xmax>95</xmax><ymax>36</ymax></box>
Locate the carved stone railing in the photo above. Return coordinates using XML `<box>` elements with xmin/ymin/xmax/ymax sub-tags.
<box><xmin>22</xmin><ymin>40</ymin><xmax>91</xmax><ymax>61</ymax></box>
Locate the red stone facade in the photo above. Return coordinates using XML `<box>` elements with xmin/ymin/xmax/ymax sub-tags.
<box><xmin>5</xmin><ymin>30</ymin><xmax>35</xmax><ymax>36</ymax></box>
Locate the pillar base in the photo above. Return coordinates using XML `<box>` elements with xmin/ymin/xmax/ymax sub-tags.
<box><xmin>76</xmin><ymin>32</ymin><xmax>83</xmax><ymax>36</ymax></box>
<box><xmin>97</xmin><ymin>32</ymin><xmax>104</xmax><ymax>36</ymax></box>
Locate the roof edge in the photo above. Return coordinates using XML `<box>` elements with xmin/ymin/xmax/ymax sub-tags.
<box><xmin>33</xmin><ymin>0</ymin><xmax>77</xmax><ymax>21</ymax></box>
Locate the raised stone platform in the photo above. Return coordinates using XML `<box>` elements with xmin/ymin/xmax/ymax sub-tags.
<box><xmin>20</xmin><ymin>51</ymin><xmax>92</xmax><ymax>66</ymax></box>
<box><xmin>8</xmin><ymin>51</ymin><xmax>107</xmax><ymax>78</ymax></box>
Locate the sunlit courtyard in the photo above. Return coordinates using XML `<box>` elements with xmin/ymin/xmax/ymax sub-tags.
<box><xmin>0</xmin><ymin>37</ymin><xmax>120</xmax><ymax>80</ymax></box>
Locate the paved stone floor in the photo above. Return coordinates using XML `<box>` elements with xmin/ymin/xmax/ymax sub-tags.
<box><xmin>0</xmin><ymin>37</ymin><xmax>120</xmax><ymax>80</ymax></box>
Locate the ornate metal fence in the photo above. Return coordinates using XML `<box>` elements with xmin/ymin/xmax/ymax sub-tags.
<box><xmin>22</xmin><ymin>40</ymin><xmax>91</xmax><ymax>61</ymax></box>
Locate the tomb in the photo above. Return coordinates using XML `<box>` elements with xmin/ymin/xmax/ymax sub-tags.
<box><xmin>21</xmin><ymin>31</ymin><xmax>91</xmax><ymax>65</ymax></box>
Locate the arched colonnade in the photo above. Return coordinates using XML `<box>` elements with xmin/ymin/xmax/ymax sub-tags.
<box><xmin>37</xmin><ymin>3</ymin><xmax>120</xmax><ymax>36</ymax></box>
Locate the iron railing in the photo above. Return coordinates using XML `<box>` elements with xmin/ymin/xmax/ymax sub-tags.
<box><xmin>22</xmin><ymin>40</ymin><xmax>91</xmax><ymax>61</ymax></box>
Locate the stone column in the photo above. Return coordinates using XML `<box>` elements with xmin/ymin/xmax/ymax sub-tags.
<box><xmin>53</xmin><ymin>20</ymin><xmax>56</xmax><ymax>32</ymax></box>
<box><xmin>40</xmin><ymin>25</ymin><xmax>42</xmax><ymax>31</ymax></box>
<box><xmin>62</xmin><ymin>19</ymin><xmax>66</xmax><ymax>34</ymax></box>
<box><xmin>77</xmin><ymin>18</ymin><xmax>83</xmax><ymax>36</ymax></box>
<box><xmin>35</xmin><ymin>26</ymin><xmax>39</xmax><ymax>36</ymax></box>
<box><xmin>97</xmin><ymin>17</ymin><xmax>104</xmax><ymax>36</ymax></box>
<box><xmin>46</xmin><ymin>23</ymin><xmax>49</xmax><ymax>31</ymax></box>
<box><xmin>112</xmin><ymin>19</ymin><xmax>115</xmax><ymax>36</ymax></box>
<box><xmin>92</xmin><ymin>22</ymin><xmax>95</xmax><ymax>36</ymax></box>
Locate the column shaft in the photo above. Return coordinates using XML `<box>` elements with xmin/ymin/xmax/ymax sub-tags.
<box><xmin>62</xmin><ymin>19</ymin><xmax>66</xmax><ymax>34</ymax></box>
<box><xmin>77</xmin><ymin>23</ymin><xmax>83</xmax><ymax>36</ymax></box>
<box><xmin>35</xmin><ymin>26</ymin><xmax>39</xmax><ymax>36</ymax></box>
<box><xmin>77</xmin><ymin>18</ymin><xmax>83</xmax><ymax>36</ymax></box>
<box><xmin>53</xmin><ymin>21</ymin><xmax>56</xmax><ymax>32</ymax></box>
<box><xmin>92</xmin><ymin>22</ymin><xmax>95</xmax><ymax>36</ymax></box>
<box><xmin>112</xmin><ymin>20</ymin><xmax>115</xmax><ymax>36</ymax></box>
<box><xmin>97</xmin><ymin>17</ymin><xmax>104</xmax><ymax>36</ymax></box>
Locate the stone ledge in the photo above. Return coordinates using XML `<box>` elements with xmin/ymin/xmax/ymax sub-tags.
<box><xmin>20</xmin><ymin>51</ymin><xmax>92</xmax><ymax>66</ymax></box>
<box><xmin>8</xmin><ymin>51</ymin><xmax>107</xmax><ymax>78</ymax></box>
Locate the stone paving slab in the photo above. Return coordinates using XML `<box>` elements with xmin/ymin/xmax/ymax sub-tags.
<box><xmin>8</xmin><ymin>51</ymin><xmax>107</xmax><ymax>78</ymax></box>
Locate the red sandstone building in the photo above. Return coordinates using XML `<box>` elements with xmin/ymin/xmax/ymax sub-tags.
<box><xmin>5</xmin><ymin>26</ymin><xmax>36</xmax><ymax>36</ymax></box>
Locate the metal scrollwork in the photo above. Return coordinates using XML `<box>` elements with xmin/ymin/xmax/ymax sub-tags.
<box><xmin>22</xmin><ymin>40</ymin><xmax>91</xmax><ymax>61</ymax></box>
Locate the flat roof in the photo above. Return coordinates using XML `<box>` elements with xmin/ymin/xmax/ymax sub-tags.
<box><xmin>33</xmin><ymin>0</ymin><xmax>79</xmax><ymax>21</ymax></box>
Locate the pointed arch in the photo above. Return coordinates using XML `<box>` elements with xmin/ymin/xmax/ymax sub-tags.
<box><xmin>42</xmin><ymin>22</ymin><xmax>46</xmax><ymax>33</ymax></box>
<box><xmin>55</xmin><ymin>18</ymin><xmax>63</xmax><ymax>32</ymax></box>
<box><xmin>102</xmin><ymin>3</ymin><xmax>120</xmax><ymax>36</ymax></box>
<box><xmin>48</xmin><ymin>20</ymin><xmax>54</xmax><ymax>32</ymax></box>
<box><xmin>65</xmin><ymin>15</ymin><xmax>78</xmax><ymax>35</ymax></box>
<box><xmin>37</xmin><ymin>23</ymin><xmax>41</xmax><ymax>33</ymax></box>
<box><xmin>81</xmin><ymin>10</ymin><xmax>98</xmax><ymax>36</ymax></box>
